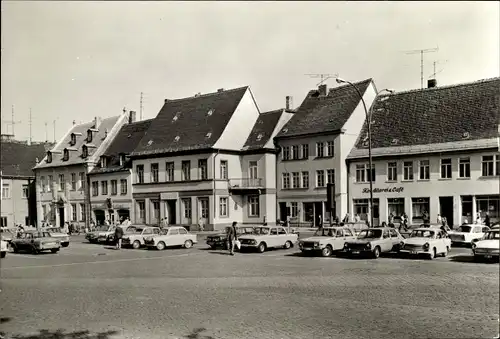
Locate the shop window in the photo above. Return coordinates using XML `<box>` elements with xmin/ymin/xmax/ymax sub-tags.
<box><xmin>412</xmin><ymin>197</ymin><xmax>430</xmax><ymax>220</ymax></box>
<box><xmin>388</xmin><ymin>198</ymin><xmax>405</xmax><ymax>219</ymax></box>
<box><xmin>291</xmin><ymin>202</ymin><xmax>298</xmax><ymax>218</ymax></box>
<box><xmin>476</xmin><ymin>195</ymin><xmax>500</xmax><ymax>219</ymax></box>
<box><xmin>461</xmin><ymin>196</ymin><xmax>473</xmax><ymax>218</ymax></box>
<box><xmin>353</xmin><ymin>199</ymin><xmax>379</xmax><ymax>220</ymax></box>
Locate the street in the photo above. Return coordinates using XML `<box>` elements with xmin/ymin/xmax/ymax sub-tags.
<box><xmin>0</xmin><ymin>235</ymin><xmax>498</xmax><ymax>339</ymax></box>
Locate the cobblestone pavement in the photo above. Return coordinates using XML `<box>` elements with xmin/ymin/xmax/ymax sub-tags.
<box><xmin>0</xmin><ymin>237</ymin><xmax>498</xmax><ymax>339</ymax></box>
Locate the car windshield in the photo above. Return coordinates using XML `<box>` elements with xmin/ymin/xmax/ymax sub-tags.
<box><xmin>96</xmin><ymin>226</ymin><xmax>109</xmax><ymax>232</ymax></box>
<box><xmin>237</xmin><ymin>227</ymin><xmax>254</xmax><ymax>235</ymax></box>
<box><xmin>457</xmin><ymin>225</ymin><xmax>472</xmax><ymax>233</ymax></box>
<box><xmin>357</xmin><ymin>229</ymin><xmax>382</xmax><ymax>239</ymax></box>
<box><xmin>313</xmin><ymin>228</ymin><xmax>336</xmax><ymax>237</ymax></box>
<box><xmin>253</xmin><ymin>227</ymin><xmax>270</xmax><ymax>235</ymax></box>
<box><xmin>133</xmin><ymin>228</ymin><xmax>144</xmax><ymax>234</ymax></box>
<box><xmin>410</xmin><ymin>230</ymin><xmax>435</xmax><ymax>238</ymax></box>
<box><xmin>483</xmin><ymin>231</ymin><xmax>500</xmax><ymax>240</ymax></box>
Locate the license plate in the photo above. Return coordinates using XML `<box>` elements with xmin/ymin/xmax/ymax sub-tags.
<box><xmin>411</xmin><ymin>251</ymin><xmax>417</xmax><ymax>254</ymax></box>
<box><xmin>485</xmin><ymin>255</ymin><xmax>492</xmax><ymax>259</ymax></box>
<box><xmin>302</xmin><ymin>248</ymin><xmax>312</xmax><ymax>251</ymax></box>
<box><xmin>352</xmin><ymin>251</ymin><xmax>359</xmax><ymax>254</ymax></box>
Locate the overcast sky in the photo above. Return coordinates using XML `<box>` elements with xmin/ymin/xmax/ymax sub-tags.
<box><xmin>1</xmin><ymin>1</ymin><xmax>499</xmax><ymax>142</ymax></box>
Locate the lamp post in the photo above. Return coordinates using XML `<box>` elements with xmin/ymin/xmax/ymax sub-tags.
<box><xmin>336</xmin><ymin>77</ymin><xmax>393</xmax><ymax>228</ymax></box>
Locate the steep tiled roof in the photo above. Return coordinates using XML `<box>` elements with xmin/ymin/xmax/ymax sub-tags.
<box><xmin>275</xmin><ymin>79</ymin><xmax>372</xmax><ymax>139</ymax></box>
<box><xmin>1</xmin><ymin>141</ymin><xmax>54</xmax><ymax>178</ymax></box>
<box><xmin>130</xmin><ymin>87</ymin><xmax>249</xmax><ymax>157</ymax></box>
<box><xmin>35</xmin><ymin>116</ymin><xmax>121</xmax><ymax>168</ymax></box>
<box><xmin>351</xmin><ymin>77</ymin><xmax>500</xmax><ymax>154</ymax></box>
<box><xmin>243</xmin><ymin>109</ymin><xmax>284</xmax><ymax>150</ymax></box>
<box><xmin>90</xmin><ymin>119</ymin><xmax>153</xmax><ymax>174</ymax></box>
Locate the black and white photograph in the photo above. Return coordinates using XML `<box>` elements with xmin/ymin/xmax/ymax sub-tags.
<box><xmin>1</xmin><ymin>1</ymin><xmax>499</xmax><ymax>339</ymax></box>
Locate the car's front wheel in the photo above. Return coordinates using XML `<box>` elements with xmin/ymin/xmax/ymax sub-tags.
<box><xmin>373</xmin><ymin>246</ymin><xmax>381</xmax><ymax>259</ymax></box>
<box><xmin>284</xmin><ymin>241</ymin><xmax>292</xmax><ymax>249</ymax></box>
<box><xmin>51</xmin><ymin>248</ymin><xmax>59</xmax><ymax>254</ymax></box>
<box><xmin>156</xmin><ymin>241</ymin><xmax>166</xmax><ymax>251</ymax></box>
<box><xmin>184</xmin><ymin>240</ymin><xmax>193</xmax><ymax>249</ymax></box>
<box><xmin>257</xmin><ymin>242</ymin><xmax>266</xmax><ymax>253</ymax></box>
<box><xmin>321</xmin><ymin>246</ymin><xmax>333</xmax><ymax>257</ymax></box>
<box><xmin>132</xmin><ymin>240</ymin><xmax>141</xmax><ymax>249</ymax></box>
<box><xmin>62</xmin><ymin>243</ymin><xmax>69</xmax><ymax>248</ymax></box>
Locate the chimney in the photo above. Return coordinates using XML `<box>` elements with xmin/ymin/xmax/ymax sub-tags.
<box><xmin>427</xmin><ymin>79</ymin><xmax>437</xmax><ymax>88</ymax></box>
<box><xmin>285</xmin><ymin>96</ymin><xmax>292</xmax><ymax>110</ymax></box>
<box><xmin>129</xmin><ymin>111</ymin><xmax>137</xmax><ymax>124</ymax></box>
<box><xmin>73</xmin><ymin>120</ymin><xmax>76</xmax><ymax>125</ymax></box>
<box><xmin>318</xmin><ymin>84</ymin><xmax>328</xmax><ymax>96</ymax></box>
<box><xmin>164</xmin><ymin>99</ymin><xmax>169</xmax><ymax>103</ymax></box>
<box><xmin>94</xmin><ymin>116</ymin><xmax>102</xmax><ymax>129</ymax></box>
<box><xmin>217</xmin><ymin>88</ymin><xmax>224</xmax><ymax>93</ymax></box>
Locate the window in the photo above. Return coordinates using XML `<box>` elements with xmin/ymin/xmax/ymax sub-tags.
<box><xmin>481</xmin><ymin>155</ymin><xmax>495</xmax><ymax>176</ymax></box>
<box><xmin>461</xmin><ymin>196</ymin><xmax>473</xmax><ymax>218</ymax></box>
<box><xmin>165</xmin><ymin>162</ymin><xmax>174</xmax><ymax>182</ymax></box>
<box><xmin>151</xmin><ymin>163</ymin><xmax>159</xmax><ymax>183</ymax></box>
<box><xmin>301</xmin><ymin>144</ymin><xmax>309</xmax><ymax>159</ymax></box>
<box><xmin>152</xmin><ymin>201</ymin><xmax>160</xmax><ymax>223</ymax></box>
<box><xmin>316</xmin><ymin>142</ymin><xmax>324</xmax><ymax>158</ymax></box>
<box><xmin>220</xmin><ymin>160</ymin><xmax>228</xmax><ymax>180</ymax></box>
<box><xmin>47</xmin><ymin>152</ymin><xmax>52</xmax><ymax>163</ymax></box>
<box><xmin>403</xmin><ymin>161</ymin><xmax>414</xmax><ymax>181</ymax></box>
<box><xmin>282</xmin><ymin>146</ymin><xmax>290</xmax><ymax>160</ymax></box>
<box><xmin>22</xmin><ymin>184</ymin><xmax>29</xmax><ymax>198</ymax></box>
<box><xmin>459</xmin><ymin>157</ymin><xmax>470</xmax><ymax>178</ymax></box>
<box><xmin>80</xmin><ymin>203</ymin><xmax>85</xmax><ymax>221</ymax></box>
<box><xmin>387</xmin><ymin>162</ymin><xmax>397</xmax><ymax>182</ymax></box>
<box><xmin>282</xmin><ymin>173</ymin><xmax>290</xmax><ymax>189</ymax></box>
<box><xmin>101</xmin><ymin>156</ymin><xmax>107</xmax><ymax>168</ymax></box>
<box><xmin>2</xmin><ymin>184</ymin><xmax>10</xmax><ymax>199</ymax></box>
<box><xmin>440</xmin><ymin>158</ymin><xmax>452</xmax><ymax>179</ymax></box>
<box><xmin>101</xmin><ymin>181</ymin><xmax>108</xmax><ymax>195</ymax></box>
<box><xmin>182</xmin><ymin>161</ymin><xmax>191</xmax><ymax>181</ymax></box>
<box><xmin>387</xmin><ymin>198</ymin><xmax>405</xmax><ymax>219</ymax></box>
<box><xmin>248</xmin><ymin>196</ymin><xmax>260</xmax><ymax>217</ymax></box>
<box><xmin>87</xmin><ymin>130</ymin><xmax>93</xmax><ymax>142</ymax></box>
<box><xmin>355</xmin><ymin>164</ymin><xmax>375</xmax><ymax>183</ymax></box>
<box><xmin>182</xmin><ymin>198</ymin><xmax>192</xmax><ymax>219</ymax></box>
<box><xmin>120</xmin><ymin>179</ymin><xmax>127</xmax><ymax>194</ymax></box>
<box><xmin>291</xmin><ymin>202</ymin><xmax>298</xmax><ymax>218</ymax></box>
<box><xmin>419</xmin><ymin>160</ymin><xmax>430</xmax><ymax>180</ymax></box>
<box><xmin>301</xmin><ymin>171</ymin><xmax>309</xmax><ymax>188</ymax></box>
<box><xmin>249</xmin><ymin>161</ymin><xmax>258</xmax><ymax>180</ymax></box>
<box><xmin>0</xmin><ymin>217</ymin><xmax>7</xmax><ymax>227</ymax></box>
<box><xmin>82</xmin><ymin>146</ymin><xmax>88</xmax><ymax>158</ymax></box>
<box><xmin>219</xmin><ymin>197</ymin><xmax>228</xmax><ymax>217</ymax></box>
<box><xmin>412</xmin><ymin>198</ymin><xmax>430</xmax><ymax>220</ymax></box>
<box><xmin>179</xmin><ymin>228</ymin><xmax>188</xmax><ymax>235</ymax></box>
<box><xmin>199</xmin><ymin>198</ymin><xmax>209</xmax><ymax>218</ymax></box>
<box><xmin>70</xmin><ymin>134</ymin><xmax>76</xmax><ymax>145</ymax></box>
<box><xmin>71</xmin><ymin>203</ymin><xmax>77</xmax><ymax>221</ymax></box>
<box><xmin>291</xmin><ymin>145</ymin><xmax>300</xmax><ymax>159</ymax></box>
<box><xmin>292</xmin><ymin>172</ymin><xmax>300</xmax><ymax>188</ymax></box>
<box><xmin>68</xmin><ymin>173</ymin><xmax>75</xmax><ymax>190</ymax></box>
<box><xmin>59</xmin><ymin>174</ymin><xmax>65</xmax><ymax>191</ymax></box>
<box><xmin>111</xmin><ymin>180</ymin><xmax>118</xmax><ymax>195</ymax></box>
<box><xmin>316</xmin><ymin>170</ymin><xmax>325</xmax><ymax>187</ymax></box>
<box><xmin>137</xmin><ymin>201</ymin><xmax>146</xmax><ymax>223</ymax></box>
<box><xmin>326</xmin><ymin>141</ymin><xmax>334</xmax><ymax>157</ymax></box>
<box><xmin>198</xmin><ymin>159</ymin><xmax>208</xmax><ymax>180</ymax></box>
<box><xmin>79</xmin><ymin>172</ymin><xmax>85</xmax><ymax>191</ymax></box>
<box><xmin>476</xmin><ymin>195</ymin><xmax>500</xmax><ymax>219</ymax></box>
<box><xmin>92</xmin><ymin>181</ymin><xmax>99</xmax><ymax>196</ymax></box>
<box><xmin>63</xmin><ymin>149</ymin><xmax>69</xmax><ymax>161</ymax></box>
<box><xmin>40</xmin><ymin>176</ymin><xmax>46</xmax><ymax>193</ymax></box>
<box><xmin>327</xmin><ymin>169</ymin><xmax>335</xmax><ymax>184</ymax></box>
<box><xmin>136</xmin><ymin>165</ymin><xmax>144</xmax><ymax>184</ymax></box>
<box><xmin>48</xmin><ymin>175</ymin><xmax>53</xmax><ymax>192</ymax></box>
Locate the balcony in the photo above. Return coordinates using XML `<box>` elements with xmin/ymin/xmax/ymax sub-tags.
<box><xmin>228</xmin><ymin>178</ymin><xmax>264</xmax><ymax>193</ymax></box>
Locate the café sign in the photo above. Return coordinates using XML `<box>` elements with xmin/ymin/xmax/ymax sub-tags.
<box><xmin>362</xmin><ymin>187</ymin><xmax>404</xmax><ymax>194</ymax></box>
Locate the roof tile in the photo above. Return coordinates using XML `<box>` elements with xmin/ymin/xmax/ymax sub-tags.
<box><xmin>1</xmin><ymin>141</ymin><xmax>54</xmax><ymax>177</ymax></box>
<box><xmin>243</xmin><ymin>109</ymin><xmax>284</xmax><ymax>150</ymax></box>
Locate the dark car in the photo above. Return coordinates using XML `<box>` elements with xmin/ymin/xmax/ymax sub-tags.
<box><xmin>206</xmin><ymin>226</ymin><xmax>255</xmax><ymax>249</ymax></box>
<box><xmin>11</xmin><ymin>231</ymin><xmax>61</xmax><ymax>254</ymax></box>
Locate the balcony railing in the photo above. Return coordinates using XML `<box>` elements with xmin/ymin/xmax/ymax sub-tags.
<box><xmin>228</xmin><ymin>178</ymin><xmax>263</xmax><ymax>189</ymax></box>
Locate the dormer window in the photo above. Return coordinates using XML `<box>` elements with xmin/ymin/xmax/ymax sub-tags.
<box><xmin>87</xmin><ymin>130</ymin><xmax>93</xmax><ymax>143</ymax></box>
<box><xmin>207</xmin><ymin>109</ymin><xmax>214</xmax><ymax>116</ymax></box>
<box><xmin>46</xmin><ymin>151</ymin><xmax>52</xmax><ymax>163</ymax></box>
<box><xmin>101</xmin><ymin>156</ymin><xmax>108</xmax><ymax>168</ymax></box>
<box><xmin>82</xmin><ymin>145</ymin><xmax>88</xmax><ymax>158</ymax></box>
<box><xmin>119</xmin><ymin>154</ymin><xmax>126</xmax><ymax>166</ymax></box>
<box><xmin>256</xmin><ymin>133</ymin><xmax>263</xmax><ymax>141</ymax></box>
<box><xmin>70</xmin><ymin>134</ymin><xmax>76</xmax><ymax>146</ymax></box>
<box><xmin>63</xmin><ymin>149</ymin><xmax>69</xmax><ymax>161</ymax></box>
<box><xmin>205</xmin><ymin>132</ymin><xmax>212</xmax><ymax>138</ymax></box>
<box><xmin>174</xmin><ymin>136</ymin><xmax>180</xmax><ymax>142</ymax></box>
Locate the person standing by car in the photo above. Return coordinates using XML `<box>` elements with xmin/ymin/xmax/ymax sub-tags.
<box><xmin>227</xmin><ymin>221</ymin><xmax>238</xmax><ymax>256</ymax></box>
<box><xmin>114</xmin><ymin>225</ymin><xmax>124</xmax><ymax>250</ymax></box>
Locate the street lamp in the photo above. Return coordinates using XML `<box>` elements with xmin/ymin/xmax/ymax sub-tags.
<box><xmin>336</xmin><ymin>77</ymin><xmax>394</xmax><ymax>228</ymax></box>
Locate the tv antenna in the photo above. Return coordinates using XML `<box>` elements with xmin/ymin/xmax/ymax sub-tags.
<box><xmin>404</xmin><ymin>46</ymin><xmax>439</xmax><ymax>89</ymax></box>
<box><xmin>29</xmin><ymin>108</ymin><xmax>32</xmax><ymax>144</ymax></box>
<box><xmin>140</xmin><ymin>92</ymin><xmax>144</xmax><ymax>121</ymax></box>
<box><xmin>2</xmin><ymin>105</ymin><xmax>22</xmax><ymax>136</ymax></box>
<box><xmin>429</xmin><ymin>59</ymin><xmax>448</xmax><ymax>79</ymax></box>
<box><xmin>305</xmin><ymin>73</ymin><xmax>339</xmax><ymax>86</ymax></box>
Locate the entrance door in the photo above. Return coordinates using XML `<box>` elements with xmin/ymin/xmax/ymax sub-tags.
<box><xmin>58</xmin><ymin>208</ymin><xmax>65</xmax><ymax>227</ymax></box>
<box><xmin>249</xmin><ymin>161</ymin><xmax>258</xmax><ymax>186</ymax></box>
<box><xmin>167</xmin><ymin>200</ymin><xmax>177</xmax><ymax>225</ymax></box>
<box><xmin>439</xmin><ymin>196</ymin><xmax>454</xmax><ymax>227</ymax></box>
<box><xmin>304</xmin><ymin>203</ymin><xmax>314</xmax><ymax>224</ymax></box>
<box><xmin>94</xmin><ymin>210</ymin><xmax>105</xmax><ymax>226</ymax></box>
<box><xmin>117</xmin><ymin>209</ymin><xmax>130</xmax><ymax>222</ymax></box>
<box><xmin>279</xmin><ymin>202</ymin><xmax>288</xmax><ymax>222</ymax></box>
<box><xmin>314</xmin><ymin>202</ymin><xmax>323</xmax><ymax>227</ymax></box>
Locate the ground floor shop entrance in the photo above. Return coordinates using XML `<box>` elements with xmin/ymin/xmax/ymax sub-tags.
<box><xmin>439</xmin><ymin>196</ymin><xmax>454</xmax><ymax>226</ymax></box>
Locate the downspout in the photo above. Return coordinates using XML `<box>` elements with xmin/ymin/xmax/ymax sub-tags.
<box><xmin>212</xmin><ymin>149</ymin><xmax>220</xmax><ymax>231</ymax></box>
<box><xmin>85</xmin><ymin>163</ymin><xmax>92</xmax><ymax>230</ymax></box>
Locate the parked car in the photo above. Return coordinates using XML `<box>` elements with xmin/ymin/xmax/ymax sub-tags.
<box><xmin>448</xmin><ymin>224</ymin><xmax>490</xmax><ymax>245</ymax></box>
<box><xmin>299</xmin><ymin>227</ymin><xmax>357</xmax><ymax>257</ymax></box>
<box><xmin>46</xmin><ymin>227</ymin><xmax>70</xmax><ymax>247</ymax></box>
<box><xmin>145</xmin><ymin>226</ymin><xmax>197</xmax><ymax>250</ymax></box>
<box><xmin>86</xmin><ymin>225</ymin><xmax>116</xmax><ymax>243</ymax></box>
<box><xmin>426</xmin><ymin>223</ymin><xmax>452</xmax><ymax>232</ymax></box>
<box><xmin>400</xmin><ymin>228</ymin><xmax>451</xmax><ymax>259</ymax></box>
<box><xmin>122</xmin><ymin>226</ymin><xmax>161</xmax><ymax>249</ymax></box>
<box><xmin>11</xmin><ymin>231</ymin><xmax>61</xmax><ymax>254</ymax></box>
<box><xmin>0</xmin><ymin>227</ymin><xmax>16</xmax><ymax>242</ymax></box>
<box><xmin>239</xmin><ymin>226</ymin><xmax>299</xmax><ymax>253</ymax></box>
<box><xmin>206</xmin><ymin>226</ymin><xmax>255</xmax><ymax>249</ymax></box>
<box><xmin>344</xmin><ymin>227</ymin><xmax>405</xmax><ymax>258</ymax></box>
<box><xmin>1</xmin><ymin>239</ymin><xmax>7</xmax><ymax>258</ymax></box>
<box><xmin>472</xmin><ymin>229</ymin><xmax>500</xmax><ymax>261</ymax></box>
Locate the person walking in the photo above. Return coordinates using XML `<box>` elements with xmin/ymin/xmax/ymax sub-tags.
<box><xmin>437</xmin><ymin>214</ymin><xmax>442</xmax><ymax>225</ymax></box>
<box><xmin>484</xmin><ymin>213</ymin><xmax>491</xmax><ymax>227</ymax></box>
<box><xmin>227</xmin><ymin>221</ymin><xmax>238</xmax><ymax>256</ymax></box>
<box><xmin>114</xmin><ymin>225</ymin><xmax>124</xmax><ymax>250</ymax></box>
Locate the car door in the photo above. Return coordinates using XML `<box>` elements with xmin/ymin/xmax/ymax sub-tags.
<box><xmin>18</xmin><ymin>233</ymin><xmax>30</xmax><ymax>250</ymax></box>
<box><xmin>388</xmin><ymin>229</ymin><xmax>400</xmax><ymax>251</ymax></box>
<box><xmin>141</xmin><ymin>228</ymin><xmax>153</xmax><ymax>244</ymax></box>
<box><xmin>381</xmin><ymin>229</ymin><xmax>392</xmax><ymax>252</ymax></box>
<box><xmin>178</xmin><ymin>227</ymin><xmax>190</xmax><ymax>242</ymax></box>
<box><xmin>472</xmin><ymin>226</ymin><xmax>483</xmax><ymax>241</ymax></box>
<box><xmin>269</xmin><ymin>227</ymin><xmax>279</xmax><ymax>248</ymax></box>
<box><xmin>332</xmin><ymin>229</ymin><xmax>344</xmax><ymax>250</ymax></box>
<box><xmin>166</xmin><ymin>228</ymin><xmax>180</xmax><ymax>246</ymax></box>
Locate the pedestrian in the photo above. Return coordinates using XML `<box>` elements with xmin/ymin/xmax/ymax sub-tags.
<box><xmin>318</xmin><ymin>215</ymin><xmax>323</xmax><ymax>228</ymax></box>
<box><xmin>381</xmin><ymin>222</ymin><xmax>387</xmax><ymax>228</ymax></box>
<box><xmin>198</xmin><ymin>217</ymin><xmax>205</xmax><ymax>232</ymax></box>
<box><xmin>484</xmin><ymin>213</ymin><xmax>490</xmax><ymax>227</ymax></box>
<box><xmin>227</xmin><ymin>221</ymin><xmax>238</xmax><ymax>256</ymax></box>
<box><xmin>335</xmin><ymin>216</ymin><xmax>340</xmax><ymax>225</ymax></box>
<box><xmin>389</xmin><ymin>212</ymin><xmax>395</xmax><ymax>225</ymax></box>
<box><xmin>437</xmin><ymin>214</ymin><xmax>442</xmax><ymax>225</ymax></box>
<box><xmin>114</xmin><ymin>225</ymin><xmax>124</xmax><ymax>250</ymax></box>
<box><xmin>475</xmin><ymin>212</ymin><xmax>482</xmax><ymax>224</ymax></box>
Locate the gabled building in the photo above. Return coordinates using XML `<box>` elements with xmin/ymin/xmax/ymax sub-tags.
<box><xmin>274</xmin><ymin>79</ymin><xmax>378</xmax><ymax>227</ymax></box>
<box><xmin>33</xmin><ymin>111</ymin><xmax>131</xmax><ymax>228</ymax></box>
<box><xmin>128</xmin><ymin>86</ymin><xmax>293</xmax><ymax>230</ymax></box>
<box><xmin>347</xmin><ymin>78</ymin><xmax>500</xmax><ymax>226</ymax></box>
<box><xmin>88</xmin><ymin>114</ymin><xmax>152</xmax><ymax>225</ymax></box>
<box><xmin>1</xmin><ymin>136</ymin><xmax>53</xmax><ymax>227</ymax></box>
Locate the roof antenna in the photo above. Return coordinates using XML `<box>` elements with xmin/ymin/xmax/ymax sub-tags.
<box><xmin>429</xmin><ymin>59</ymin><xmax>448</xmax><ymax>79</ymax></box>
<box><xmin>305</xmin><ymin>73</ymin><xmax>339</xmax><ymax>86</ymax></box>
<box><xmin>140</xmin><ymin>92</ymin><xmax>144</xmax><ymax>121</ymax></box>
<box><xmin>403</xmin><ymin>46</ymin><xmax>439</xmax><ymax>89</ymax></box>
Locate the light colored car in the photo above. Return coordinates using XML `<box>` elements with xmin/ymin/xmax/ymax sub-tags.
<box><xmin>472</xmin><ymin>229</ymin><xmax>500</xmax><ymax>261</ymax></box>
<box><xmin>238</xmin><ymin>226</ymin><xmax>299</xmax><ymax>253</ymax></box>
<box><xmin>344</xmin><ymin>227</ymin><xmax>405</xmax><ymax>259</ymax></box>
<box><xmin>0</xmin><ymin>227</ymin><xmax>16</xmax><ymax>242</ymax></box>
<box><xmin>46</xmin><ymin>227</ymin><xmax>70</xmax><ymax>247</ymax></box>
<box><xmin>1</xmin><ymin>239</ymin><xmax>7</xmax><ymax>258</ymax></box>
<box><xmin>10</xmin><ymin>231</ymin><xmax>61</xmax><ymax>254</ymax></box>
<box><xmin>86</xmin><ymin>225</ymin><xmax>116</xmax><ymax>243</ymax></box>
<box><xmin>400</xmin><ymin>228</ymin><xmax>451</xmax><ymax>259</ymax></box>
<box><xmin>122</xmin><ymin>226</ymin><xmax>161</xmax><ymax>249</ymax></box>
<box><xmin>448</xmin><ymin>224</ymin><xmax>490</xmax><ymax>245</ymax></box>
<box><xmin>299</xmin><ymin>227</ymin><xmax>357</xmax><ymax>257</ymax></box>
<box><xmin>145</xmin><ymin>226</ymin><xmax>197</xmax><ymax>250</ymax></box>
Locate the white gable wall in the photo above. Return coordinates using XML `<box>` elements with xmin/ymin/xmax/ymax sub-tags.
<box><xmin>264</xmin><ymin>111</ymin><xmax>295</xmax><ymax>149</ymax></box>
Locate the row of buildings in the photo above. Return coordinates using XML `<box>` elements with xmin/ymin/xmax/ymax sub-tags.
<box><xmin>2</xmin><ymin>77</ymin><xmax>499</xmax><ymax>230</ymax></box>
